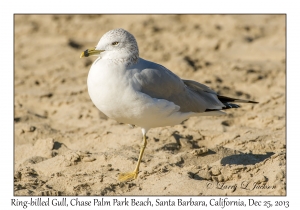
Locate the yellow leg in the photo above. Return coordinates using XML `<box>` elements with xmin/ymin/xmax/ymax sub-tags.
<box><xmin>118</xmin><ymin>134</ymin><xmax>147</xmax><ymax>182</ymax></box>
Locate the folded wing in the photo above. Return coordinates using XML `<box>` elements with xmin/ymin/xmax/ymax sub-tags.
<box><xmin>132</xmin><ymin>59</ymin><xmax>225</xmax><ymax>113</ymax></box>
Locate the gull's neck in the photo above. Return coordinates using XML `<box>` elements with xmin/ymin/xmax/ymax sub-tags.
<box><xmin>100</xmin><ymin>50</ymin><xmax>139</xmax><ymax>67</ymax></box>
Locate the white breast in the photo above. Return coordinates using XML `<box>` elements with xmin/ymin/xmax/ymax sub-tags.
<box><xmin>87</xmin><ymin>60</ymin><xmax>148</xmax><ymax>122</ymax></box>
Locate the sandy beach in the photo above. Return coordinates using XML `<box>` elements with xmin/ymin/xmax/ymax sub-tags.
<box><xmin>14</xmin><ymin>14</ymin><xmax>286</xmax><ymax>195</ymax></box>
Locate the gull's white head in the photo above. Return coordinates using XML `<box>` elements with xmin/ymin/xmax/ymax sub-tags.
<box><xmin>81</xmin><ymin>28</ymin><xmax>139</xmax><ymax>65</ymax></box>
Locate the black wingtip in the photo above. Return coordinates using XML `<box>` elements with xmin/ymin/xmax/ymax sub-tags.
<box><xmin>217</xmin><ymin>95</ymin><xmax>258</xmax><ymax>104</ymax></box>
<box><xmin>205</xmin><ymin>102</ymin><xmax>240</xmax><ymax>112</ymax></box>
<box><xmin>249</xmin><ymin>100</ymin><xmax>259</xmax><ymax>104</ymax></box>
<box><xmin>243</xmin><ymin>100</ymin><xmax>258</xmax><ymax>104</ymax></box>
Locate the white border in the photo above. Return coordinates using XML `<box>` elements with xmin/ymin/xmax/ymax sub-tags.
<box><xmin>2</xmin><ymin>0</ymin><xmax>298</xmax><ymax>209</ymax></box>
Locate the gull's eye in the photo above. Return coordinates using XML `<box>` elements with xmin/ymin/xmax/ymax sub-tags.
<box><xmin>112</xmin><ymin>42</ymin><xmax>119</xmax><ymax>46</ymax></box>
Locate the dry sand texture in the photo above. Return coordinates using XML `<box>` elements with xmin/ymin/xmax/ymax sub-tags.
<box><xmin>14</xmin><ymin>15</ymin><xmax>286</xmax><ymax>196</ymax></box>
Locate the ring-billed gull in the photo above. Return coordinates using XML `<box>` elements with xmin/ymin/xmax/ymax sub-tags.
<box><xmin>80</xmin><ymin>28</ymin><xmax>258</xmax><ymax>182</ymax></box>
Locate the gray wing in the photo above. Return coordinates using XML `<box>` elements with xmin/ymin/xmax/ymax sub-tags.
<box><xmin>132</xmin><ymin>59</ymin><xmax>224</xmax><ymax>113</ymax></box>
<box><xmin>181</xmin><ymin>79</ymin><xmax>217</xmax><ymax>95</ymax></box>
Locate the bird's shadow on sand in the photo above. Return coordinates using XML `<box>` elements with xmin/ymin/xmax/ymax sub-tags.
<box><xmin>189</xmin><ymin>152</ymin><xmax>275</xmax><ymax>181</ymax></box>
<box><xmin>170</xmin><ymin>131</ymin><xmax>275</xmax><ymax>165</ymax></box>
<box><xmin>220</xmin><ymin>152</ymin><xmax>274</xmax><ymax>166</ymax></box>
